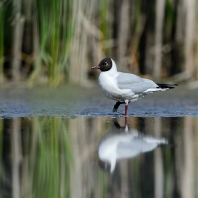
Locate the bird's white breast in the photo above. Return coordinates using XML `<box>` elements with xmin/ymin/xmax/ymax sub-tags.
<box><xmin>98</xmin><ymin>73</ymin><xmax>123</xmax><ymax>100</ymax></box>
<box><xmin>98</xmin><ymin>73</ymin><xmax>135</xmax><ymax>101</ymax></box>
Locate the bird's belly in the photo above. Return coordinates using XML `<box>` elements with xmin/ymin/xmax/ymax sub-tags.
<box><xmin>98</xmin><ymin>74</ymin><xmax>134</xmax><ymax>101</ymax></box>
<box><xmin>99</xmin><ymin>83</ymin><xmax>123</xmax><ymax>101</ymax></box>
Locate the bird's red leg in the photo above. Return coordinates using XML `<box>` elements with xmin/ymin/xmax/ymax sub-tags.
<box><xmin>124</xmin><ymin>102</ymin><xmax>128</xmax><ymax>116</ymax></box>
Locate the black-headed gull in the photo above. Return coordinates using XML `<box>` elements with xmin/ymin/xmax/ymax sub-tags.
<box><xmin>92</xmin><ymin>58</ymin><xmax>178</xmax><ymax>115</ymax></box>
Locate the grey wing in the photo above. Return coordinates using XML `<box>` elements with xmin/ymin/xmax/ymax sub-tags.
<box><xmin>117</xmin><ymin>138</ymin><xmax>159</xmax><ymax>158</ymax></box>
<box><xmin>116</xmin><ymin>142</ymin><xmax>140</xmax><ymax>158</ymax></box>
<box><xmin>116</xmin><ymin>72</ymin><xmax>158</xmax><ymax>93</ymax></box>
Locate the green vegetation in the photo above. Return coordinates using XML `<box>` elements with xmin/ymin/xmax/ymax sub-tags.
<box><xmin>0</xmin><ymin>0</ymin><xmax>198</xmax><ymax>85</ymax></box>
<box><xmin>0</xmin><ymin>2</ymin><xmax>3</xmax><ymax>82</ymax></box>
<box><xmin>30</xmin><ymin>0</ymin><xmax>74</xmax><ymax>86</ymax></box>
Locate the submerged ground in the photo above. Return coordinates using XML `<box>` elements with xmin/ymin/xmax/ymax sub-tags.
<box><xmin>0</xmin><ymin>83</ymin><xmax>198</xmax><ymax>118</ymax></box>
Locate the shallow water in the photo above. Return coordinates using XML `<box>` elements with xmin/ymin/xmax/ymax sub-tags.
<box><xmin>1</xmin><ymin>116</ymin><xmax>198</xmax><ymax>198</ymax></box>
<box><xmin>0</xmin><ymin>84</ymin><xmax>198</xmax><ymax>118</ymax></box>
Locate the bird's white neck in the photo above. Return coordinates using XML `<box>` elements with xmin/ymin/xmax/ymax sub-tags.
<box><xmin>104</xmin><ymin>59</ymin><xmax>117</xmax><ymax>77</ymax></box>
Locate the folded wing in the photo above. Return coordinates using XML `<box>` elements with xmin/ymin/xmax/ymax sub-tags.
<box><xmin>116</xmin><ymin>72</ymin><xmax>158</xmax><ymax>93</ymax></box>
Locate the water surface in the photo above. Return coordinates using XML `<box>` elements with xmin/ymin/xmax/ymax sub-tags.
<box><xmin>1</xmin><ymin>116</ymin><xmax>198</xmax><ymax>198</ymax></box>
<box><xmin>0</xmin><ymin>84</ymin><xmax>198</xmax><ymax>117</ymax></box>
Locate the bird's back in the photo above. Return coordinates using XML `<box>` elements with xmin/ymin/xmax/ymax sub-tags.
<box><xmin>116</xmin><ymin>72</ymin><xmax>158</xmax><ymax>93</ymax></box>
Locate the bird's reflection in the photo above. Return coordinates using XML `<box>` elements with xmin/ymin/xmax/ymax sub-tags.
<box><xmin>98</xmin><ymin>118</ymin><xmax>168</xmax><ymax>173</ymax></box>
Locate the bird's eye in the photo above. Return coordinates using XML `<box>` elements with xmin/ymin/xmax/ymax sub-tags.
<box><xmin>104</xmin><ymin>62</ymin><xmax>108</xmax><ymax>66</ymax></box>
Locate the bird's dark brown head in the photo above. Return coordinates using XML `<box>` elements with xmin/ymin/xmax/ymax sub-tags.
<box><xmin>92</xmin><ymin>58</ymin><xmax>112</xmax><ymax>72</ymax></box>
<box><xmin>98</xmin><ymin>159</ymin><xmax>111</xmax><ymax>172</ymax></box>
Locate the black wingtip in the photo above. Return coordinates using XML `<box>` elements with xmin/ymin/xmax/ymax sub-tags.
<box><xmin>157</xmin><ymin>84</ymin><xmax>178</xmax><ymax>89</ymax></box>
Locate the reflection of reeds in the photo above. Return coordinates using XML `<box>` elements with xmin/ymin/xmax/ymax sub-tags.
<box><xmin>11</xmin><ymin>118</ymin><xmax>21</xmax><ymax>198</ymax></box>
<box><xmin>30</xmin><ymin>117</ymin><xmax>72</xmax><ymax>197</ymax></box>
<box><xmin>1</xmin><ymin>117</ymin><xmax>198</xmax><ymax>197</ymax></box>
<box><xmin>0</xmin><ymin>119</ymin><xmax>2</xmax><ymax>180</ymax></box>
<box><xmin>154</xmin><ymin>118</ymin><xmax>163</xmax><ymax>198</ymax></box>
<box><xmin>6</xmin><ymin>117</ymin><xmax>73</xmax><ymax>197</ymax></box>
<box><xmin>181</xmin><ymin>117</ymin><xmax>194</xmax><ymax>198</ymax></box>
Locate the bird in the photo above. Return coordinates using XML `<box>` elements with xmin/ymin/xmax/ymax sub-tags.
<box><xmin>98</xmin><ymin>118</ymin><xmax>168</xmax><ymax>173</ymax></box>
<box><xmin>92</xmin><ymin>58</ymin><xmax>178</xmax><ymax>115</ymax></box>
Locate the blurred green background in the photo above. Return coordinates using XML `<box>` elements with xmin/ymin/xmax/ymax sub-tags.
<box><xmin>0</xmin><ymin>0</ymin><xmax>197</xmax><ymax>86</ymax></box>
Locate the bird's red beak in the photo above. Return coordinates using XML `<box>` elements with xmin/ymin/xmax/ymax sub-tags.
<box><xmin>92</xmin><ymin>65</ymin><xmax>100</xmax><ymax>69</ymax></box>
